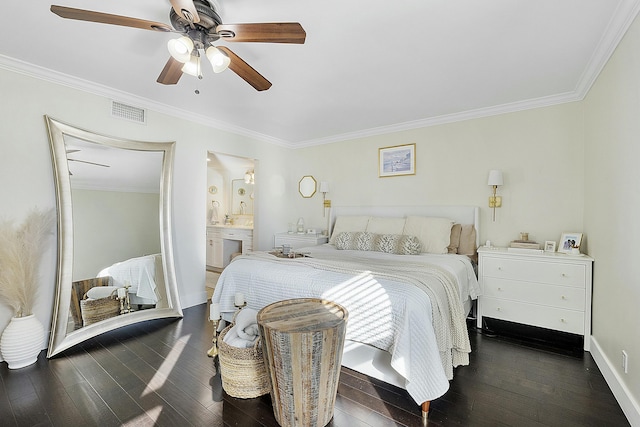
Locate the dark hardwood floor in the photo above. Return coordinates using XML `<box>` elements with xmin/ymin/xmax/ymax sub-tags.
<box><xmin>0</xmin><ymin>303</ymin><xmax>629</xmax><ymax>427</ymax></box>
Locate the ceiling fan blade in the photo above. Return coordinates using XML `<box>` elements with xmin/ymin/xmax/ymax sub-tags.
<box><xmin>68</xmin><ymin>159</ymin><xmax>110</xmax><ymax>168</ymax></box>
<box><xmin>216</xmin><ymin>23</ymin><xmax>306</xmax><ymax>44</ymax></box>
<box><xmin>157</xmin><ymin>57</ymin><xmax>184</xmax><ymax>85</ymax></box>
<box><xmin>217</xmin><ymin>47</ymin><xmax>272</xmax><ymax>91</ymax></box>
<box><xmin>170</xmin><ymin>0</ymin><xmax>200</xmax><ymax>24</ymax></box>
<box><xmin>50</xmin><ymin>5</ymin><xmax>173</xmax><ymax>32</ymax></box>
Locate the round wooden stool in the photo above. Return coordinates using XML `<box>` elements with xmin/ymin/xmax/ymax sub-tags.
<box><xmin>258</xmin><ymin>298</ymin><xmax>348</xmax><ymax>427</ymax></box>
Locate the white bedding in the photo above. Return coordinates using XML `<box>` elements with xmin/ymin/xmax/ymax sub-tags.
<box><xmin>97</xmin><ymin>254</ymin><xmax>159</xmax><ymax>303</ymax></box>
<box><xmin>212</xmin><ymin>244</ymin><xmax>479</xmax><ymax>404</ymax></box>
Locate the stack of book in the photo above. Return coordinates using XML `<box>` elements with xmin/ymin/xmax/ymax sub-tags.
<box><xmin>508</xmin><ymin>240</ymin><xmax>542</xmax><ymax>253</ymax></box>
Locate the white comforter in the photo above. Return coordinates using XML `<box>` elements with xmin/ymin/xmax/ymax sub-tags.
<box><xmin>211</xmin><ymin>244</ymin><xmax>480</xmax><ymax>404</ymax></box>
<box><xmin>97</xmin><ymin>254</ymin><xmax>159</xmax><ymax>302</ymax></box>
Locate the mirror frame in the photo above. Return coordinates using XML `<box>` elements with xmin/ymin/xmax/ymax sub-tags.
<box><xmin>44</xmin><ymin>116</ymin><xmax>183</xmax><ymax>358</ymax></box>
<box><xmin>298</xmin><ymin>175</ymin><xmax>317</xmax><ymax>198</ymax></box>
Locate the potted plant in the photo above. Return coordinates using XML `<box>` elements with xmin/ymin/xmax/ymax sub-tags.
<box><xmin>0</xmin><ymin>208</ymin><xmax>55</xmax><ymax>369</ymax></box>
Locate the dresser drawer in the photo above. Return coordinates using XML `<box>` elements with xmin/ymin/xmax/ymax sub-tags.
<box><xmin>482</xmin><ymin>277</ymin><xmax>585</xmax><ymax>311</ymax></box>
<box><xmin>482</xmin><ymin>257</ymin><xmax>586</xmax><ymax>288</ymax></box>
<box><xmin>481</xmin><ymin>297</ymin><xmax>585</xmax><ymax>335</ymax></box>
<box><xmin>222</xmin><ymin>229</ymin><xmax>252</xmax><ymax>240</ymax></box>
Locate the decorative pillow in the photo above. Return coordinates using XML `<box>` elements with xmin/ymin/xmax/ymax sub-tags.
<box><xmin>457</xmin><ymin>224</ymin><xmax>477</xmax><ymax>256</ymax></box>
<box><xmin>448</xmin><ymin>223</ymin><xmax>463</xmax><ymax>254</ymax></box>
<box><xmin>329</xmin><ymin>216</ymin><xmax>371</xmax><ymax>244</ymax></box>
<box><xmin>366</xmin><ymin>217</ymin><xmax>406</xmax><ymax>235</ymax></box>
<box><xmin>403</xmin><ymin>216</ymin><xmax>454</xmax><ymax>254</ymax></box>
<box><xmin>334</xmin><ymin>231</ymin><xmax>374</xmax><ymax>251</ymax></box>
<box><xmin>335</xmin><ymin>232</ymin><xmax>421</xmax><ymax>255</ymax></box>
<box><xmin>373</xmin><ymin>234</ymin><xmax>421</xmax><ymax>255</ymax></box>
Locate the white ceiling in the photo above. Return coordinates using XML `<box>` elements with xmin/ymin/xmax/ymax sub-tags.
<box><xmin>2</xmin><ymin>0</ymin><xmax>639</xmax><ymax>147</ymax></box>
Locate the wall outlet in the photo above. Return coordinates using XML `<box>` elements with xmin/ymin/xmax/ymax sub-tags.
<box><xmin>622</xmin><ymin>350</ymin><xmax>629</xmax><ymax>374</ymax></box>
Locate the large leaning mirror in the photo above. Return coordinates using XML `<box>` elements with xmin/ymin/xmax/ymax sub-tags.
<box><xmin>45</xmin><ymin>116</ymin><xmax>183</xmax><ymax>358</ymax></box>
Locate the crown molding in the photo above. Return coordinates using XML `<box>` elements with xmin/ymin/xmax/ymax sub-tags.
<box><xmin>0</xmin><ymin>54</ymin><xmax>288</xmax><ymax>147</ymax></box>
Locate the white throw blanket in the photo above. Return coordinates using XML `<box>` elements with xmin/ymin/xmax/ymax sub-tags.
<box><xmin>245</xmin><ymin>251</ymin><xmax>471</xmax><ymax>376</ymax></box>
<box><xmin>223</xmin><ymin>308</ymin><xmax>259</xmax><ymax>348</ymax></box>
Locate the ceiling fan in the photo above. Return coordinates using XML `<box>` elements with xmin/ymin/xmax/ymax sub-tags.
<box><xmin>50</xmin><ymin>0</ymin><xmax>306</xmax><ymax>91</ymax></box>
<box><xmin>66</xmin><ymin>149</ymin><xmax>110</xmax><ymax>168</ymax></box>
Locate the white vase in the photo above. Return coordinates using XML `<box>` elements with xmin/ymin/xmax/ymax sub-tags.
<box><xmin>1</xmin><ymin>314</ymin><xmax>45</xmax><ymax>369</ymax></box>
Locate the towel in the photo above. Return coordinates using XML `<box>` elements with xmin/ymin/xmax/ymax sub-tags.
<box><xmin>223</xmin><ymin>326</ymin><xmax>257</xmax><ymax>348</ymax></box>
<box><xmin>235</xmin><ymin>308</ymin><xmax>259</xmax><ymax>341</ymax></box>
<box><xmin>210</xmin><ymin>202</ymin><xmax>219</xmax><ymax>224</ymax></box>
<box><xmin>222</xmin><ymin>308</ymin><xmax>259</xmax><ymax>348</ymax></box>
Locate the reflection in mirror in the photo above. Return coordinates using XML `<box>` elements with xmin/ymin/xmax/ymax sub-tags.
<box><xmin>232</xmin><ymin>179</ymin><xmax>254</xmax><ymax>215</ymax></box>
<box><xmin>45</xmin><ymin>116</ymin><xmax>182</xmax><ymax>358</ymax></box>
<box><xmin>299</xmin><ymin>175</ymin><xmax>317</xmax><ymax>198</ymax></box>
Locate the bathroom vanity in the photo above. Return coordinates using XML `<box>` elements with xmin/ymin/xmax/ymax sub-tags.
<box><xmin>206</xmin><ymin>225</ymin><xmax>253</xmax><ymax>269</ymax></box>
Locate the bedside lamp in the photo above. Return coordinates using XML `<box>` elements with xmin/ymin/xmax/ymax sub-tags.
<box><xmin>487</xmin><ymin>170</ymin><xmax>503</xmax><ymax>222</ymax></box>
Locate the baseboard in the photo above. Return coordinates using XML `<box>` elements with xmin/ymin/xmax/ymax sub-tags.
<box><xmin>590</xmin><ymin>336</ymin><xmax>640</xmax><ymax>426</ymax></box>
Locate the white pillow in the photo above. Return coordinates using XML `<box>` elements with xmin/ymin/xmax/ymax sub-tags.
<box><xmin>403</xmin><ymin>216</ymin><xmax>454</xmax><ymax>254</ymax></box>
<box><xmin>366</xmin><ymin>217</ymin><xmax>406</xmax><ymax>235</ymax></box>
<box><xmin>329</xmin><ymin>216</ymin><xmax>370</xmax><ymax>244</ymax></box>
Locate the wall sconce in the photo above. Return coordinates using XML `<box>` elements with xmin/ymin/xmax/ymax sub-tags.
<box><xmin>487</xmin><ymin>170</ymin><xmax>503</xmax><ymax>222</ymax></box>
<box><xmin>319</xmin><ymin>181</ymin><xmax>331</xmax><ymax>216</ymax></box>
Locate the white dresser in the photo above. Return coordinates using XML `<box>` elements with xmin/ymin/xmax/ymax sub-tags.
<box><xmin>476</xmin><ymin>247</ymin><xmax>594</xmax><ymax>351</ymax></box>
<box><xmin>274</xmin><ymin>232</ymin><xmax>328</xmax><ymax>250</ymax></box>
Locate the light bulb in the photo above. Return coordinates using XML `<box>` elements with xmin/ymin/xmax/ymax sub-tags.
<box><xmin>181</xmin><ymin>55</ymin><xmax>201</xmax><ymax>77</ymax></box>
<box><xmin>206</xmin><ymin>46</ymin><xmax>231</xmax><ymax>73</ymax></box>
<box><xmin>167</xmin><ymin>36</ymin><xmax>194</xmax><ymax>63</ymax></box>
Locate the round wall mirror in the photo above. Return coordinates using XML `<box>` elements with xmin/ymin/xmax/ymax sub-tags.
<box><xmin>298</xmin><ymin>175</ymin><xmax>317</xmax><ymax>198</ymax></box>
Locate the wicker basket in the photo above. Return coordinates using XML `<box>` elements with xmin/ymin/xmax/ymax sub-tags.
<box><xmin>80</xmin><ymin>290</ymin><xmax>120</xmax><ymax>326</ymax></box>
<box><xmin>218</xmin><ymin>325</ymin><xmax>270</xmax><ymax>399</ymax></box>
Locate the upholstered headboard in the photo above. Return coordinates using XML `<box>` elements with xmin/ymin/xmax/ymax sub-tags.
<box><xmin>329</xmin><ymin>205</ymin><xmax>480</xmax><ymax>249</ymax></box>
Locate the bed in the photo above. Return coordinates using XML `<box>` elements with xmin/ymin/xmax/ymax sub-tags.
<box><xmin>211</xmin><ymin>205</ymin><xmax>480</xmax><ymax>423</ymax></box>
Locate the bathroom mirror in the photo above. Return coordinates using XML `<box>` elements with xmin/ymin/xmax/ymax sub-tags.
<box><xmin>231</xmin><ymin>179</ymin><xmax>253</xmax><ymax>215</ymax></box>
<box><xmin>298</xmin><ymin>175</ymin><xmax>317</xmax><ymax>198</ymax></box>
<box><xmin>45</xmin><ymin>116</ymin><xmax>182</xmax><ymax>358</ymax></box>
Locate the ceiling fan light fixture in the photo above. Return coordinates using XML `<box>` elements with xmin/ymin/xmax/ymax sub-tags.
<box><xmin>206</xmin><ymin>46</ymin><xmax>231</xmax><ymax>73</ymax></box>
<box><xmin>181</xmin><ymin>54</ymin><xmax>201</xmax><ymax>77</ymax></box>
<box><xmin>168</xmin><ymin>36</ymin><xmax>194</xmax><ymax>63</ymax></box>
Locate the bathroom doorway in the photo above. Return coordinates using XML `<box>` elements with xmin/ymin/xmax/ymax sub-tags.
<box><xmin>206</xmin><ymin>151</ymin><xmax>256</xmax><ymax>297</ymax></box>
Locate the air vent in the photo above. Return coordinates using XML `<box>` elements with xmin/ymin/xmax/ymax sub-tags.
<box><xmin>111</xmin><ymin>101</ymin><xmax>146</xmax><ymax>124</ymax></box>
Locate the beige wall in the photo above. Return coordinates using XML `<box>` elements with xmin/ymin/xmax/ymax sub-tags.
<box><xmin>290</xmin><ymin>103</ymin><xmax>585</xmax><ymax>249</ymax></box>
<box><xmin>72</xmin><ymin>190</ymin><xmax>161</xmax><ymax>280</ymax></box>
<box><xmin>583</xmin><ymin>10</ymin><xmax>640</xmax><ymax>420</ymax></box>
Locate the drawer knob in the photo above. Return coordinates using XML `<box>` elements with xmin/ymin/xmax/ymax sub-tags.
<box><xmin>560</xmin><ymin>318</ymin><xmax>566</xmax><ymax>323</ymax></box>
<box><xmin>561</xmin><ymin>295</ymin><xmax>566</xmax><ymax>300</ymax></box>
<box><xmin>497</xmin><ymin>267</ymin><xmax>502</xmax><ymax>271</ymax></box>
<box><xmin>496</xmin><ymin>307</ymin><xmax>501</xmax><ymax>311</ymax></box>
<box><xmin>561</xmin><ymin>273</ymin><xmax>567</xmax><ymax>277</ymax></box>
<box><xmin>497</xmin><ymin>287</ymin><xmax>502</xmax><ymax>291</ymax></box>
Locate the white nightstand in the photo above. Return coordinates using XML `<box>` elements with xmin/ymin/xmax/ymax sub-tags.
<box><xmin>476</xmin><ymin>246</ymin><xmax>594</xmax><ymax>351</ymax></box>
<box><xmin>274</xmin><ymin>232</ymin><xmax>328</xmax><ymax>250</ymax></box>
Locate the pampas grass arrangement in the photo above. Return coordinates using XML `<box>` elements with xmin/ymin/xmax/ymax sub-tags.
<box><xmin>0</xmin><ymin>208</ymin><xmax>55</xmax><ymax>318</ymax></box>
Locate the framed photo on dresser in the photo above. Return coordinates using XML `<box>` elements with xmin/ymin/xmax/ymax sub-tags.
<box><xmin>558</xmin><ymin>232</ymin><xmax>582</xmax><ymax>253</ymax></box>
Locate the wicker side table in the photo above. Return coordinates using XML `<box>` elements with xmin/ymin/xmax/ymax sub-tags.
<box><xmin>258</xmin><ymin>298</ymin><xmax>348</xmax><ymax>427</ymax></box>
